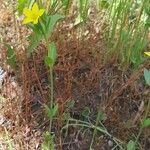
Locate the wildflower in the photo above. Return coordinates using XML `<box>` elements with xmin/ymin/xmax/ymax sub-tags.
<box><xmin>23</xmin><ymin>2</ymin><xmax>45</xmax><ymax>24</ymax></box>
<box><xmin>144</xmin><ymin>52</ymin><xmax>150</xmax><ymax>56</ymax></box>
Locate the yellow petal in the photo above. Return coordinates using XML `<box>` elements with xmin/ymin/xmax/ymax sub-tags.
<box><xmin>23</xmin><ymin>17</ymin><xmax>32</xmax><ymax>24</ymax></box>
<box><xmin>32</xmin><ymin>2</ymin><xmax>39</xmax><ymax>14</ymax></box>
<box><xmin>39</xmin><ymin>9</ymin><xmax>45</xmax><ymax>16</ymax></box>
<box><xmin>33</xmin><ymin>18</ymin><xmax>39</xmax><ymax>24</ymax></box>
<box><xmin>23</xmin><ymin>8</ymin><xmax>32</xmax><ymax>17</ymax></box>
<box><xmin>144</xmin><ymin>52</ymin><xmax>150</xmax><ymax>56</ymax></box>
<box><xmin>22</xmin><ymin>2</ymin><xmax>45</xmax><ymax>25</ymax></box>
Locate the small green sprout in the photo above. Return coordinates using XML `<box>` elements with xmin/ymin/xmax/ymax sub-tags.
<box><xmin>127</xmin><ymin>140</ymin><xmax>135</xmax><ymax>150</ymax></box>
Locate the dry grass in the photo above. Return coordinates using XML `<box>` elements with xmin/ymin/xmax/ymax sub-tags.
<box><xmin>0</xmin><ymin>0</ymin><xmax>150</xmax><ymax>150</ymax></box>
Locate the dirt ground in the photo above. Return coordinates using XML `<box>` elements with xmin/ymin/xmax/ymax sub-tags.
<box><xmin>0</xmin><ymin>0</ymin><xmax>150</xmax><ymax>150</ymax></box>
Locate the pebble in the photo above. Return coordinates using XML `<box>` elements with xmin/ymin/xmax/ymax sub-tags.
<box><xmin>0</xmin><ymin>67</ymin><xmax>6</xmax><ymax>89</ymax></box>
<box><xmin>0</xmin><ymin>115</ymin><xmax>6</xmax><ymax>125</ymax></box>
<box><xmin>108</xmin><ymin>140</ymin><xmax>113</xmax><ymax>148</ymax></box>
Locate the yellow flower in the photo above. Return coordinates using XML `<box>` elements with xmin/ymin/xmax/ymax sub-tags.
<box><xmin>23</xmin><ymin>2</ymin><xmax>45</xmax><ymax>24</ymax></box>
<box><xmin>144</xmin><ymin>52</ymin><xmax>150</xmax><ymax>56</ymax></box>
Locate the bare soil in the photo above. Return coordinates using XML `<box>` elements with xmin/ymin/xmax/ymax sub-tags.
<box><xmin>0</xmin><ymin>0</ymin><xmax>150</xmax><ymax>150</ymax></box>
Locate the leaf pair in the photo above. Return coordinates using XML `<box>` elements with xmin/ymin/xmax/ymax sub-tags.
<box><xmin>27</xmin><ymin>24</ymin><xmax>43</xmax><ymax>55</ymax></box>
<box><xmin>44</xmin><ymin>103</ymin><xmax>58</xmax><ymax>119</ymax></box>
<box><xmin>42</xmin><ymin>132</ymin><xmax>55</xmax><ymax>150</ymax></box>
<box><xmin>45</xmin><ymin>42</ymin><xmax>57</xmax><ymax>68</ymax></box>
<box><xmin>43</xmin><ymin>14</ymin><xmax>64</xmax><ymax>40</ymax></box>
<box><xmin>27</xmin><ymin>14</ymin><xmax>63</xmax><ymax>55</ymax></box>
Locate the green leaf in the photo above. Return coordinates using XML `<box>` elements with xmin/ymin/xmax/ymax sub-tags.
<box><xmin>27</xmin><ymin>25</ymin><xmax>44</xmax><ymax>56</ymax></box>
<box><xmin>142</xmin><ymin>118</ymin><xmax>150</xmax><ymax>128</ymax></box>
<box><xmin>82</xmin><ymin>106</ymin><xmax>91</xmax><ymax>118</ymax></box>
<box><xmin>17</xmin><ymin>0</ymin><xmax>34</xmax><ymax>15</ymax></box>
<box><xmin>144</xmin><ymin>68</ymin><xmax>150</xmax><ymax>86</ymax></box>
<box><xmin>74</xmin><ymin>14</ymin><xmax>83</xmax><ymax>26</ymax></box>
<box><xmin>78</xmin><ymin>0</ymin><xmax>89</xmax><ymax>21</ymax></box>
<box><xmin>45</xmin><ymin>14</ymin><xmax>64</xmax><ymax>39</ymax></box>
<box><xmin>63</xmin><ymin>112</ymin><xmax>71</xmax><ymax>121</ymax></box>
<box><xmin>100</xmin><ymin>0</ymin><xmax>110</xmax><ymax>9</ymax></box>
<box><xmin>44</xmin><ymin>104</ymin><xmax>58</xmax><ymax>119</ymax></box>
<box><xmin>127</xmin><ymin>140</ymin><xmax>136</xmax><ymax>150</ymax></box>
<box><xmin>66</xmin><ymin>100</ymin><xmax>75</xmax><ymax>109</ymax></box>
<box><xmin>61</xmin><ymin>0</ymin><xmax>70</xmax><ymax>14</ymax></box>
<box><xmin>26</xmin><ymin>0</ymin><xmax>35</xmax><ymax>9</ymax></box>
<box><xmin>47</xmin><ymin>42</ymin><xmax>57</xmax><ymax>67</ymax></box>
<box><xmin>121</xmin><ymin>28</ymin><xmax>129</xmax><ymax>44</ymax></box>
<box><xmin>44</xmin><ymin>56</ymin><xmax>53</xmax><ymax>67</ymax></box>
<box><xmin>27</xmin><ymin>14</ymin><xmax>63</xmax><ymax>56</ymax></box>
<box><xmin>145</xmin><ymin>16</ymin><xmax>150</xmax><ymax>28</ymax></box>
<box><xmin>17</xmin><ymin>0</ymin><xmax>27</xmax><ymax>15</ymax></box>
<box><xmin>6</xmin><ymin>44</ymin><xmax>17</xmax><ymax>70</ymax></box>
<box><xmin>44</xmin><ymin>131</ymin><xmax>53</xmax><ymax>142</ymax></box>
<box><xmin>145</xmin><ymin>7</ymin><xmax>150</xmax><ymax>16</ymax></box>
<box><xmin>131</xmin><ymin>36</ymin><xmax>147</xmax><ymax>66</ymax></box>
<box><xmin>98</xmin><ymin>112</ymin><xmax>107</xmax><ymax>121</ymax></box>
<box><xmin>42</xmin><ymin>132</ymin><xmax>55</xmax><ymax>150</ymax></box>
<box><xmin>52</xmin><ymin>103</ymin><xmax>59</xmax><ymax>118</ymax></box>
<box><xmin>41</xmin><ymin>144</ymin><xmax>49</xmax><ymax>150</ymax></box>
<box><xmin>48</xmin><ymin>43</ymin><xmax>56</xmax><ymax>59</ymax></box>
<box><xmin>44</xmin><ymin>105</ymin><xmax>51</xmax><ymax>118</ymax></box>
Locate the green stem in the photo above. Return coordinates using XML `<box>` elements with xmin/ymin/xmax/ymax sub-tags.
<box><xmin>44</xmin><ymin>36</ymin><xmax>54</xmax><ymax>141</ymax></box>
<box><xmin>135</xmin><ymin>100</ymin><xmax>150</xmax><ymax>144</ymax></box>
<box><xmin>49</xmin><ymin>67</ymin><xmax>54</xmax><ymax>133</ymax></box>
<box><xmin>44</xmin><ymin>36</ymin><xmax>53</xmax><ymax>133</ymax></box>
<box><xmin>89</xmin><ymin>111</ymin><xmax>101</xmax><ymax>150</ymax></box>
<box><xmin>62</xmin><ymin>118</ymin><xmax>123</xmax><ymax>149</ymax></box>
<box><xmin>41</xmin><ymin>19</ymin><xmax>55</xmax><ymax>149</ymax></box>
<box><xmin>135</xmin><ymin>128</ymin><xmax>143</xmax><ymax>144</ymax></box>
<box><xmin>44</xmin><ymin>37</ymin><xmax>49</xmax><ymax>50</ymax></box>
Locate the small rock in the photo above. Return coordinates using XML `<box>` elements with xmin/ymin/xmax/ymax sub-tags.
<box><xmin>0</xmin><ymin>67</ymin><xmax>6</xmax><ymax>89</ymax></box>
<box><xmin>0</xmin><ymin>115</ymin><xmax>6</xmax><ymax>125</ymax></box>
<box><xmin>108</xmin><ymin>140</ymin><xmax>113</xmax><ymax>148</ymax></box>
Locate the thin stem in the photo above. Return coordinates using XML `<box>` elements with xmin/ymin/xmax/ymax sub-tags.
<box><xmin>135</xmin><ymin>100</ymin><xmax>150</xmax><ymax>144</ymax></box>
<box><xmin>49</xmin><ymin>67</ymin><xmax>54</xmax><ymax>133</ymax></box>
<box><xmin>62</xmin><ymin>118</ymin><xmax>123</xmax><ymax>149</ymax></box>
<box><xmin>43</xmin><ymin>33</ymin><xmax>53</xmax><ymax>133</ymax></box>
<box><xmin>135</xmin><ymin>128</ymin><xmax>143</xmax><ymax>144</ymax></box>
<box><xmin>44</xmin><ymin>35</ymin><xmax>54</xmax><ymax>146</ymax></box>
<box><xmin>144</xmin><ymin>100</ymin><xmax>150</xmax><ymax>119</ymax></box>
<box><xmin>89</xmin><ymin>111</ymin><xmax>101</xmax><ymax>150</ymax></box>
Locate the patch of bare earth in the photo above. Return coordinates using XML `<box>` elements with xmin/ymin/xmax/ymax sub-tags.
<box><xmin>0</xmin><ymin>0</ymin><xmax>150</xmax><ymax>150</ymax></box>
